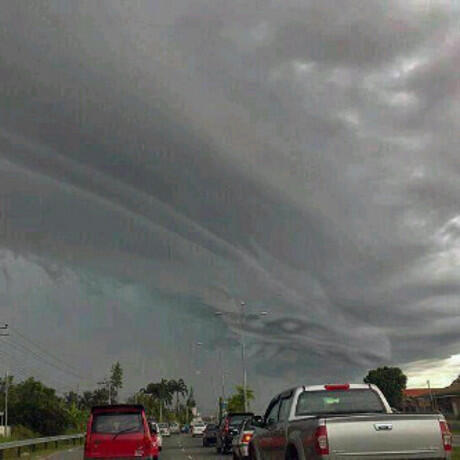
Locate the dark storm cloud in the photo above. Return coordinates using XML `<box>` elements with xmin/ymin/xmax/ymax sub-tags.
<box><xmin>1</xmin><ymin>0</ymin><xmax>460</xmax><ymax>409</ymax></box>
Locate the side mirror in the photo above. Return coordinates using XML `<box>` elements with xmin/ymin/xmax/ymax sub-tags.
<box><xmin>251</xmin><ymin>416</ymin><xmax>265</xmax><ymax>428</ymax></box>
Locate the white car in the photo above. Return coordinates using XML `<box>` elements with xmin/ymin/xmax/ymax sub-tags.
<box><xmin>232</xmin><ymin>418</ymin><xmax>255</xmax><ymax>459</ymax></box>
<box><xmin>158</xmin><ymin>422</ymin><xmax>171</xmax><ymax>437</ymax></box>
<box><xmin>170</xmin><ymin>422</ymin><xmax>180</xmax><ymax>434</ymax></box>
<box><xmin>191</xmin><ymin>422</ymin><xmax>206</xmax><ymax>437</ymax></box>
<box><xmin>149</xmin><ymin>422</ymin><xmax>163</xmax><ymax>451</ymax></box>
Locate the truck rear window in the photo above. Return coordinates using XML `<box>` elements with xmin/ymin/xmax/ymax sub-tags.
<box><xmin>92</xmin><ymin>412</ymin><xmax>143</xmax><ymax>434</ymax></box>
<box><xmin>229</xmin><ymin>415</ymin><xmax>252</xmax><ymax>426</ymax></box>
<box><xmin>296</xmin><ymin>389</ymin><xmax>385</xmax><ymax>415</ymax></box>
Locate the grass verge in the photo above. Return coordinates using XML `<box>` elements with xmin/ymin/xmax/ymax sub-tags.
<box><xmin>0</xmin><ymin>439</ymin><xmax>83</xmax><ymax>459</ymax></box>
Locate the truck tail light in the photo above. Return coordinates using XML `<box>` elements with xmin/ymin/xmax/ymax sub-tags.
<box><xmin>324</xmin><ymin>384</ymin><xmax>350</xmax><ymax>391</ymax></box>
<box><xmin>314</xmin><ymin>425</ymin><xmax>329</xmax><ymax>456</ymax></box>
<box><xmin>242</xmin><ymin>432</ymin><xmax>253</xmax><ymax>444</ymax></box>
<box><xmin>439</xmin><ymin>421</ymin><xmax>452</xmax><ymax>452</ymax></box>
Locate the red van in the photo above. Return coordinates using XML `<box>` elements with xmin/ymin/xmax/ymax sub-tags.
<box><xmin>84</xmin><ymin>404</ymin><xmax>159</xmax><ymax>460</ymax></box>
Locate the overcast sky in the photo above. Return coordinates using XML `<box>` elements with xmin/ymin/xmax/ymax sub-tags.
<box><xmin>0</xmin><ymin>0</ymin><xmax>459</xmax><ymax>412</ymax></box>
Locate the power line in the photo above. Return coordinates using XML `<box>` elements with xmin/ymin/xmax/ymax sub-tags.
<box><xmin>1</xmin><ymin>342</ymin><xmax>94</xmax><ymax>393</ymax></box>
<box><xmin>8</xmin><ymin>325</ymin><xmax>87</xmax><ymax>377</ymax></box>
<box><xmin>0</xmin><ymin>348</ymin><xmax>77</xmax><ymax>391</ymax></box>
<box><xmin>5</xmin><ymin>338</ymin><xmax>80</xmax><ymax>381</ymax></box>
<box><xmin>0</xmin><ymin>352</ymin><xmax>80</xmax><ymax>393</ymax></box>
<box><xmin>5</xmin><ymin>337</ymin><xmax>87</xmax><ymax>381</ymax></box>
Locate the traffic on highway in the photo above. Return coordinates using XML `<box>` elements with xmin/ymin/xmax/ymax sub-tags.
<box><xmin>79</xmin><ymin>384</ymin><xmax>453</xmax><ymax>459</ymax></box>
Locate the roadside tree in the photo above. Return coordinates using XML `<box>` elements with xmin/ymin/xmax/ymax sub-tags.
<box><xmin>364</xmin><ymin>366</ymin><xmax>407</xmax><ymax>409</ymax></box>
<box><xmin>227</xmin><ymin>385</ymin><xmax>255</xmax><ymax>412</ymax></box>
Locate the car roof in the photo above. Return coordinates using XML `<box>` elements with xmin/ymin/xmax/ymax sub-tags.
<box><xmin>91</xmin><ymin>404</ymin><xmax>145</xmax><ymax>413</ymax></box>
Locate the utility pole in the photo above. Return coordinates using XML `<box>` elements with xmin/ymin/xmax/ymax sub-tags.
<box><xmin>427</xmin><ymin>380</ymin><xmax>435</xmax><ymax>411</ymax></box>
<box><xmin>4</xmin><ymin>370</ymin><xmax>8</xmax><ymax>437</ymax></box>
<box><xmin>98</xmin><ymin>379</ymin><xmax>111</xmax><ymax>405</ymax></box>
<box><xmin>1</xmin><ymin>325</ymin><xmax>9</xmax><ymax>437</ymax></box>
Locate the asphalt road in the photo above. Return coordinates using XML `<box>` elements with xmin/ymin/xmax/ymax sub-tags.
<box><xmin>40</xmin><ymin>435</ymin><xmax>230</xmax><ymax>459</ymax></box>
<box><xmin>42</xmin><ymin>446</ymin><xmax>83</xmax><ymax>459</ymax></box>
<box><xmin>36</xmin><ymin>433</ymin><xmax>460</xmax><ymax>459</ymax></box>
<box><xmin>161</xmin><ymin>434</ymin><xmax>229</xmax><ymax>460</ymax></box>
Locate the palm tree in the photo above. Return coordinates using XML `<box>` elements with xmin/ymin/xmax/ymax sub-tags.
<box><xmin>144</xmin><ymin>379</ymin><xmax>173</xmax><ymax>422</ymax></box>
<box><xmin>171</xmin><ymin>378</ymin><xmax>188</xmax><ymax>416</ymax></box>
<box><xmin>185</xmin><ymin>386</ymin><xmax>196</xmax><ymax>423</ymax></box>
<box><xmin>227</xmin><ymin>385</ymin><xmax>255</xmax><ymax>412</ymax></box>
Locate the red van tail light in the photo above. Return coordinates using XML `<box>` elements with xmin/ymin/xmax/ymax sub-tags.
<box><xmin>314</xmin><ymin>425</ymin><xmax>329</xmax><ymax>455</ymax></box>
<box><xmin>241</xmin><ymin>432</ymin><xmax>253</xmax><ymax>444</ymax></box>
<box><xmin>439</xmin><ymin>421</ymin><xmax>452</xmax><ymax>452</ymax></box>
<box><xmin>324</xmin><ymin>384</ymin><xmax>350</xmax><ymax>391</ymax></box>
<box><xmin>224</xmin><ymin>418</ymin><xmax>229</xmax><ymax>433</ymax></box>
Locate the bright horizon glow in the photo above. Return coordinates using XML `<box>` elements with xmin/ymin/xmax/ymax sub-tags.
<box><xmin>404</xmin><ymin>354</ymin><xmax>460</xmax><ymax>388</ymax></box>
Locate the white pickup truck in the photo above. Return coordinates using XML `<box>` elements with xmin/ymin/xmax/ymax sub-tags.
<box><xmin>249</xmin><ymin>384</ymin><xmax>453</xmax><ymax>459</ymax></box>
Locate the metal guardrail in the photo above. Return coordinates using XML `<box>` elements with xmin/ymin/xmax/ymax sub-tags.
<box><xmin>0</xmin><ymin>433</ymin><xmax>84</xmax><ymax>458</ymax></box>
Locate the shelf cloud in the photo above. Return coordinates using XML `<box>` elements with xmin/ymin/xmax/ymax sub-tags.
<box><xmin>0</xmin><ymin>0</ymin><xmax>459</xmax><ymax>409</ymax></box>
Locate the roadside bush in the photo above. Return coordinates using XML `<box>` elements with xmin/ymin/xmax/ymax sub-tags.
<box><xmin>7</xmin><ymin>378</ymin><xmax>71</xmax><ymax>436</ymax></box>
<box><xmin>0</xmin><ymin>425</ymin><xmax>39</xmax><ymax>443</ymax></box>
<box><xmin>11</xmin><ymin>425</ymin><xmax>38</xmax><ymax>440</ymax></box>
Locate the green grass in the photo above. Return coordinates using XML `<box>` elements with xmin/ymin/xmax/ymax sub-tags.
<box><xmin>452</xmin><ymin>447</ymin><xmax>460</xmax><ymax>460</ymax></box>
<box><xmin>18</xmin><ymin>444</ymin><xmax>81</xmax><ymax>459</ymax></box>
<box><xmin>0</xmin><ymin>426</ymin><xmax>39</xmax><ymax>444</ymax></box>
<box><xmin>0</xmin><ymin>439</ymin><xmax>83</xmax><ymax>459</ymax></box>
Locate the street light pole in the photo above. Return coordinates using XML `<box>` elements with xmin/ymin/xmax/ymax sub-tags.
<box><xmin>196</xmin><ymin>342</ymin><xmax>227</xmax><ymax>417</ymax></box>
<box><xmin>240</xmin><ymin>301</ymin><xmax>247</xmax><ymax>413</ymax></box>
<box><xmin>1</xmin><ymin>325</ymin><xmax>9</xmax><ymax>436</ymax></box>
<box><xmin>214</xmin><ymin>306</ymin><xmax>268</xmax><ymax>413</ymax></box>
<box><xmin>4</xmin><ymin>370</ymin><xmax>8</xmax><ymax>437</ymax></box>
<box><xmin>219</xmin><ymin>349</ymin><xmax>225</xmax><ymax>401</ymax></box>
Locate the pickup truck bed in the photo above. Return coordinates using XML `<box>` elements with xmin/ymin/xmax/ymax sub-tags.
<box><xmin>304</xmin><ymin>413</ymin><xmax>448</xmax><ymax>458</ymax></box>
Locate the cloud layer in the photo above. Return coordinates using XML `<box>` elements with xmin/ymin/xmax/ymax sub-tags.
<box><xmin>0</xmin><ymin>0</ymin><xmax>459</xmax><ymax>409</ymax></box>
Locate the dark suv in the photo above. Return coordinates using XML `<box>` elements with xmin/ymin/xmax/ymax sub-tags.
<box><xmin>216</xmin><ymin>412</ymin><xmax>253</xmax><ymax>455</ymax></box>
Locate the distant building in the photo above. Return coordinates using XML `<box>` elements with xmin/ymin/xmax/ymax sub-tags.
<box><xmin>402</xmin><ymin>388</ymin><xmax>436</xmax><ymax>413</ymax></box>
<box><xmin>403</xmin><ymin>375</ymin><xmax>460</xmax><ymax>418</ymax></box>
